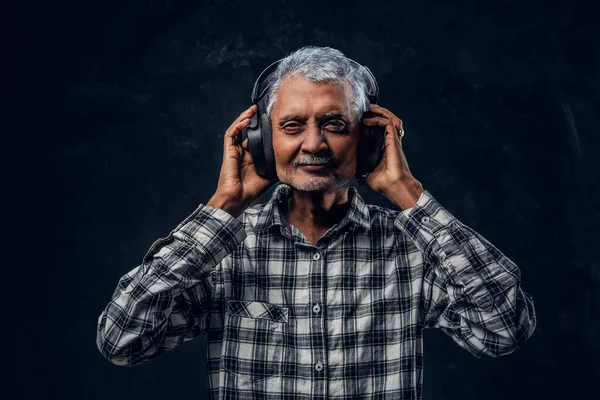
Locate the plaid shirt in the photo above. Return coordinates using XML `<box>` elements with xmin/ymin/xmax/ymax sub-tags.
<box><xmin>97</xmin><ymin>183</ymin><xmax>536</xmax><ymax>399</ymax></box>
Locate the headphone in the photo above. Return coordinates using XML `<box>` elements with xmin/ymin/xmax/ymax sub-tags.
<box><xmin>240</xmin><ymin>56</ymin><xmax>386</xmax><ymax>182</ymax></box>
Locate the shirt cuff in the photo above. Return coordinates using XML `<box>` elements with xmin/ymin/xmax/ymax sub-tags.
<box><xmin>141</xmin><ymin>203</ymin><xmax>247</xmax><ymax>276</ymax></box>
<box><xmin>175</xmin><ymin>204</ymin><xmax>248</xmax><ymax>263</ymax></box>
<box><xmin>394</xmin><ymin>189</ymin><xmax>459</xmax><ymax>252</ymax></box>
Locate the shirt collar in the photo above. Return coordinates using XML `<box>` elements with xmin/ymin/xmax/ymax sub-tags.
<box><xmin>252</xmin><ymin>183</ymin><xmax>371</xmax><ymax>233</ymax></box>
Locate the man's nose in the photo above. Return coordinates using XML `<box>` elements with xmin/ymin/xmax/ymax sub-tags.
<box><xmin>301</xmin><ymin>124</ymin><xmax>329</xmax><ymax>154</ymax></box>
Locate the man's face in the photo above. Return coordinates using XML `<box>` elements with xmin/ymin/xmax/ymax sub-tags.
<box><xmin>270</xmin><ymin>76</ymin><xmax>360</xmax><ymax>193</ymax></box>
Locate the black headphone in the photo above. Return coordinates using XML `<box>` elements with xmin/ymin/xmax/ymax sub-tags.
<box><xmin>240</xmin><ymin>57</ymin><xmax>386</xmax><ymax>182</ymax></box>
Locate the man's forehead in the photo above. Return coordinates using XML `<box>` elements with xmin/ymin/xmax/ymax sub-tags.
<box><xmin>273</xmin><ymin>96</ymin><xmax>352</xmax><ymax>118</ymax></box>
<box><xmin>274</xmin><ymin>78</ymin><xmax>351</xmax><ymax>108</ymax></box>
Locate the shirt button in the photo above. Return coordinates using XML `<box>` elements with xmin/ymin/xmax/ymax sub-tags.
<box><xmin>315</xmin><ymin>361</ymin><xmax>324</xmax><ymax>371</ymax></box>
<box><xmin>421</xmin><ymin>216</ymin><xmax>431</xmax><ymax>224</ymax></box>
<box><xmin>313</xmin><ymin>253</ymin><xmax>321</xmax><ymax>260</ymax></box>
<box><xmin>312</xmin><ymin>303</ymin><xmax>321</xmax><ymax>314</ymax></box>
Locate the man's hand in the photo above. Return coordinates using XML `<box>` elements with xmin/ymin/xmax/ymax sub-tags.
<box><xmin>207</xmin><ymin>104</ymin><xmax>276</xmax><ymax>218</ymax></box>
<box><xmin>361</xmin><ymin>103</ymin><xmax>424</xmax><ymax>211</ymax></box>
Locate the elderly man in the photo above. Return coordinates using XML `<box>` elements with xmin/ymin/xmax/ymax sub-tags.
<box><xmin>96</xmin><ymin>46</ymin><xmax>536</xmax><ymax>399</ymax></box>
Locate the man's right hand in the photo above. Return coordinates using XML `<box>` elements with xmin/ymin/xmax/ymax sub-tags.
<box><xmin>207</xmin><ymin>104</ymin><xmax>276</xmax><ymax>218</ymax></box>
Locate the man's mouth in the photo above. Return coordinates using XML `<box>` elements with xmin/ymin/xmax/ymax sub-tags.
<box><xmin>299</xmin><ymin>164</ymin><xmax>331</xmax><ymax>171</ymax></box>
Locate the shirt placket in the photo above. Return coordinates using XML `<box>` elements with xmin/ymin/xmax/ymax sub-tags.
<box><xmin>309</xmin><ymin>246</ymin><xmax>328</xmax><ymax>398</ymax></box>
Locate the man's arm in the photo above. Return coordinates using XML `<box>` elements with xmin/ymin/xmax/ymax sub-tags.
<box><xmin>96</xmin><ymin>203</ymin><xmax>247</xmax><ymax>366</ymax></box>
<box><xmin>394</xmin><ymin>189</ymin><xmax>537</xmax><ymax>358</ymax></box>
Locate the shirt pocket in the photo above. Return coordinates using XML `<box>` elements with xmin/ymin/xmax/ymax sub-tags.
<box><xmin>222</xmin><ymin>299</ymin><xmax>289</xmax><ymax>383</ymax></box>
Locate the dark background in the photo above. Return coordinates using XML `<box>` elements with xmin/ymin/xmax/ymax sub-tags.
<box><xmin>11</xmin><ymin>0</ymin><xmax>599</xmax><ymax>399</ymax></box>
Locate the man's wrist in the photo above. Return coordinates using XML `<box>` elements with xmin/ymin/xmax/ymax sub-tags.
<box><xmin>206</xmin><ymin>194</ymin><xmax>245</xmax><ymax>219</ymax></box>
<box><xmin>384</xmin><ymin>178</ymin><xmax>424</xmax><ymax>211</ymax></box>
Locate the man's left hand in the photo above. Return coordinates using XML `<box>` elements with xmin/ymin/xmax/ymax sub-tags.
<box><xmin>361</xmin><ymin>103</ymin><xmax>424</xmax><ymax>211</ymax></box>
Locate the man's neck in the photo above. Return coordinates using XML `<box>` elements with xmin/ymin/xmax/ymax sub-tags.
<box><xmin>285</xmin><ymin>187</ymin><xmax>352</xmax><ymax>232</ymax></box>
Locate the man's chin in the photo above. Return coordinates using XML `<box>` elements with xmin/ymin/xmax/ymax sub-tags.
<box><xmin>283</xmin><ymin>175</ymin><xmax>349</xmax><ymax>193</ymax></box>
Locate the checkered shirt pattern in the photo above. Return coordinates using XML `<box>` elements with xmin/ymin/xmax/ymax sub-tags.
<box><xmin>97</xmin><ymin>183</ymin><xmax>536</xmax><ymax>399</ymax></box>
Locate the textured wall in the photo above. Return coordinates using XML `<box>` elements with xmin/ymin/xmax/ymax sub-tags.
<box><xmin>13</xmin><ymin>0</ymin><xmax>599</xmax><ymax>399</ymax></box>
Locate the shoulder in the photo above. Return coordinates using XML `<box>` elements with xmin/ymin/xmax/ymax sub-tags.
<box><xmin>365</xmin><ymin>203</ymin><xmax>401</xmax><ymax>233</ymax></box>
<box><xmin>235</xmin><ymin>200</ymin><xmax>273</xmax><ymax>234</ymax></box>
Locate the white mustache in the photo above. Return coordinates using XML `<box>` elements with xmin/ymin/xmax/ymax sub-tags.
<box><xmin>294</xmin><ymin>155</ymin><xmax>338</xmax><ymax>167</ymax></box>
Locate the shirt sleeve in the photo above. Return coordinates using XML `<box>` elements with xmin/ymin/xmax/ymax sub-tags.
<box><xmin>96</xmin><ymin>204</ymin><xmax>247</xmax><ymax>366</ymax></box>
<box><xmin>394</xmin><ymin>190</ymin><xmax>537</xmax><ymax>358</ymax></box>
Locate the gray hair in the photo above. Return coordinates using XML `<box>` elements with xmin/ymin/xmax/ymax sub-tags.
<box><xmin>263</xmin><ymin>46</ymin><xmax>373</xmax><ymax>126</ymax></box>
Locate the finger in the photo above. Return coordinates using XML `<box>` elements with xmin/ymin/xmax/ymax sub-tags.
<box><xmin>363</xmin><ymin>115</ymin><xmax>403</xmax><ymax>161</ymax></box>
<box><xmin>224</xmin><ymin>118</ymin><xmax>252</xmax><ymax>159</ymax></box>
<box><xmin>227</xmin><ymin>105</ymin><xmax>257</xmax><ymax>133</ymax></box>
<box><xmin>369</xmin><ymin>106</ymin><xmax>403</xmax><ymax>134</ymax></box>
<box><xmin>241</xmin><ymin>139</ymin><xmax>254</xmax><ymax>165</ymax></box>
<box><xmin>233</xmin><ymin>105</ymin><xmax>257</xmax><ymax>128</ymax></box>
<box><xmin>364</xmin><ymin>113</ymin><xmax>403</xmax><ymax>138</ymax></box>
<box><xmin>381</xmin><ymin>120</ymin><xmax>404</xmax><ymax>167</ymax></box>
<box><xmin>239</xmin><ymin>104</ymin><xmax>258</xmax><ymax>118</ymax></box>
<box><xmin>362</xmin><ymin>115</ymin><xmax>399</xmax><ymax>138</ymax></box>
<box><xmin>225</xmin><ymin>117</ymin><xmax>251</xmax><ymax>141</ymax></box>
<box><xmin>369</xmin><ymin>104</ymin><xmax>403</xmax><ymax>134</ymax></box>
<box><xmin>240</xmin><ymin>137</ymin><xmax>250</xmax><ymax>156</ymax></box>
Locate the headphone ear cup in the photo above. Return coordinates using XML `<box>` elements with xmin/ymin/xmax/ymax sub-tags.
<box><xmin>356</xmin><ymin>120</ymin><xmax>386</xmax><ymax>178</ymax></box>
<box><xmin>260</xmin><ymin>114</ymin><xmax>277</xmax><ymax>180</ymax></box>
<box><xmin>259</xmin><ymin>112</ymin><xmax>278</xmax><ymax>181</ymax></box>
<box><xmin>245</xmin><ymin>109</ymin><xmax>267</xmax><ymax>179</ymax></box>
<box><xmin>245</xmin><ymin>101</ymin><xmax>278</xmax><ymax>181</ymax></box>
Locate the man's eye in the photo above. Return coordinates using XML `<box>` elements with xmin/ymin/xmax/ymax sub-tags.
<box><xmin>282</xmin><ymin>123</ymin><xmax>302</xmax><ymax>132</ymax></box>
<box><xmin>282</xmin><ymin>121</ymin><xmax>348</xmax><ymax>133</ymax></box>
<box><xmin>325</xmin><ymin>121</ymin><xmax>348</xmax><ymax>131</ymax></box>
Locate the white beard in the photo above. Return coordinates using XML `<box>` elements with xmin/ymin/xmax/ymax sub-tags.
<box><xmin>280</xmin><ymin>170</ymin><xmax>352</xmax><ymax>194</ymax></box>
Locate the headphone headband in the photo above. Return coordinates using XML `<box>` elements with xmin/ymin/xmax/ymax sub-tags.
<box><xmin>250</xmin><ymin>56</ymin><xmax>379</xmax><ymax>105</ymax></box>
